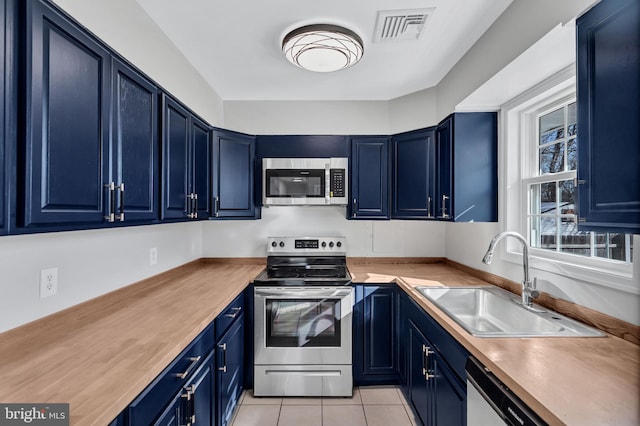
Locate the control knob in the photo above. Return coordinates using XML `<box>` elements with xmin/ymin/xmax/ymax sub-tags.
<box><xmin>321</xmin><ymin>242</ymin><xmax>327</xmax><ymax>248</ymax></box>
<box><xmin>329</xmin><ymin>241</ymin><xmax>334</xmax><ymax>248</ymax></box>
<box><xmin>271</xmin><ymin>241</ymin><xmax>277</xmax><ymax>248</ymax></box>
<box><xmin>279</xmin><ymin>241</ymin><xmax>285</xmax><ymax>248</ymax></box>
<box><xmin>336</xmin><ymin>241</ymin><xmax>342</xmax><ymax>248</ymax></box>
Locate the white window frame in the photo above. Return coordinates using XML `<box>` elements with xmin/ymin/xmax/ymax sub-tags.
<box><xmin>500</xmin><ymin>65</ymin><xmax>636</xmax><ymax>294</ymax></box>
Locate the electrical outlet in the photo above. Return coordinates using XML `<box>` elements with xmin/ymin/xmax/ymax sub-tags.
<box><xmin>40</xmin><ymin>268</ymin><xmax>58</xmax><ymax>298</ymax></box>
<box><xmin>150</xmin><ymin>247</ymin><xmax>158</xmax><ymax>266</ymax></box>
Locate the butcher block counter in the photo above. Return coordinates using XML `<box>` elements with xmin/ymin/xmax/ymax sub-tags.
<box><xmin>0</xmin><ymin>259</ymin><xmax>265</xmax><ymax>425</ymax></box>
<box><xmin>348</xmin><ymin>259</ymin><xmax>640</xmax><ymax>426</ymax></box>
<box><xmin>0</xmin><ymin>257</ymin><xmax>638</xmax><ymax>425</ymax></box>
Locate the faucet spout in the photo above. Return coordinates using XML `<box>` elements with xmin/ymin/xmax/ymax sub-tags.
<box><xmin>482</xmin><ymin>231</ymin><xmax>537</xmax><ymax>307</ymax></box>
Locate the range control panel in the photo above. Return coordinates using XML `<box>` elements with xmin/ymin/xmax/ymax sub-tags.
<box><xmin>267</xmin><ymin>237</ymin><xmax>346</xmax><ymax>256</ymax></box>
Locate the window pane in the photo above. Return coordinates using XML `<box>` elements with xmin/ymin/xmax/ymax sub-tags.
<box><xmin>595</xmin><ymin>233</ymin><xmax>628</xmax><ymax>261</ymax></box>
<box><xmin>541</xmin><ymin>182</ymin><xmax>557</xmax><ymax>215</ymax></box>
<box><xmin>567</xmin><ymin>102</ymin><xmax>577</xmax><ymax>136</ymax></box>
<box><xmin>560</xmin><ymin>228</ymin><xmax>591</xmax><ymax>256</ymax></box>
<box><xmin>539</xmin><ymin>107</ymin><xmax>565</xmax><ymax>144</ymax></box>
<box><xmin>540</xmin><ymin>143</ymin><xmax>565</xmax><ymax>174</ymax></box>
<box><xmin>567</xmin><ymin>138</ymin><xmax>577</xmax><ymax>171</ymax></box>
<box><xmin>540</xmin><ymin>217</ymin><xmax>557</xmax><ymax>250</ymax></box>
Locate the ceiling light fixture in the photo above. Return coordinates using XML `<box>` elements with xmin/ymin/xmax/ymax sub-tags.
<box><xmin>282</xmin><ymin>24</ymin><xmax>364</xmax><ymax>73</ymax></box>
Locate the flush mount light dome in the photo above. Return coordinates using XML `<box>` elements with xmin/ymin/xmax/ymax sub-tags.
<box><xmin>282</xmin><ymin>24</ymin><xmax>364</xmax><ymax>72</ymax></box>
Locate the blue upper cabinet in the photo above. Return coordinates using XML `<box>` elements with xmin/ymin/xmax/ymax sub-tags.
<box><xmin>20</xmin><ymin>0</ymin><xmax>161</xmax><ymax>231</ymax></box>
<box><xmin>211</xmin><ymin>128</ymin><xmax>256</xmax><ymax>218</ymax></box>
<box><xmin>436</xmin><ymin>113</ymin><xmax>497</xmax><ymax>222</ymax></box>
<box><xmin>191</xmin><ymin>117</ymin><xmax>211</xmax><ymax>219</ymax></box>
<box><xmin>161</xmin><ymin>95</ymin><xmax>211</xmax><ymax>221</ymax></box>
<box><xmin>161</xmin><ymin>95</ymin><xmax>190</xmax><ymax>220</ymax></box>
<box><xmin>577</xmin><ymin>0</ymin><xmax>640</xmax><ymax>233</ymax></box>
<box><xmin>112</xmin><ymin>58</ymin><xmax>159</xmax><ymax>223</ymax></box>
<box><xmin>349</xmin><ymin>136</ymin><xmax>390</xmax><ymax>219</ymax></box>
<box><xmin>23</xmin><ymin>0</ymin><xmax>111</xmax><ymax>228</ymax></box>
<box><xmin>0</xmin><ymin>0</ymin><xmax>9</xmax><ymax>236</ymax></box>
<box><xmin>391</xmin><ymin>128</ymin><xmax>436</xmax><ymax>219</ymax></box>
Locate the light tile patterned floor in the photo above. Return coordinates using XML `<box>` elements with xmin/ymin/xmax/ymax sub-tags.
<box><xmin>231</xmin><ymin>386</ymin><xmax>419</xmax><ymax>426</ymax></box>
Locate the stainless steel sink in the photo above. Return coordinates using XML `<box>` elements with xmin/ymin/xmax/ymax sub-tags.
<box><xmin>416</xmin><ymin>286</ymin><xmax>605</xmax><ymax>338</ymax></box>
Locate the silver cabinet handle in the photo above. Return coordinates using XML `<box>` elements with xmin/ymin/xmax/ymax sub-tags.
<box><xmin>175</xmin><ymin>356</ymin><xmax>201</xmax><ymax>379</ymax></box>
<box><xmin>422</xmin><ymin>345</ymin><xmax>435</xmax><ymax>380</ymax></box>
<box><xmin>118</xmin><ymin>183</ymin><xmax>125</xmax><ymax>222</ymax></box>
<box><xmin>427</xmin><ymin>196</ymin><xmax>432</xmax><ymax>218</ymax></box>
<box><xmin>224</xmin><ymin>307</ymin><xmax>242</xmax><ymax>318</ymax></box>
<box><xmin>441</xmin><ymin>194</ymin><xmax>450</xmax><ymax>219</ymax></box>
<box><xmin>214</xmin><ymin>196</ymin><xmax>220</xmax><ymax>217</ymax></box>
<box><xmin>104</xmin><ymin>182</ymin><xmax>116</xmax><ymax>222</ymax></box>
<box><xmin>218</xmin><ymin>343</ymin><xmax>227</xmax><ymax>372</ymax></box>
<box><xmin>352</xmin><ymin>198</ymin><xmax>357</xmax><ymax>218</ymax></box>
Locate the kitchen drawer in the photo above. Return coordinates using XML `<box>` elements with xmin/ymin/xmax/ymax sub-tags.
<box><xmin>216</xmin><ymin>292</ymin><xmax>244</xmax><ymax>340</ymax></box>
<box><xmin>128</xmin><ymin>320</ymin><xmax>216</xmax><ymax>425</ymax></box>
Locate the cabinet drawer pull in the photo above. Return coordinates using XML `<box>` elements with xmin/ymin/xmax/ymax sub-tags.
<box><xmin>427</xmin><ymin>196</ymin><xmax>433</xmax><ymax>218</ymax></box>
<box><xmin>175</xmin><ymin>356</ymin><xmax>201</xmax><ymax>379</ymax></box>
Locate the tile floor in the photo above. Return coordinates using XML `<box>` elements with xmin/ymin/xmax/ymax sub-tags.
<box><xmin>230</xmin><ymin>386</ymin><xmax>419</xmax><ymax>426</ymax></box>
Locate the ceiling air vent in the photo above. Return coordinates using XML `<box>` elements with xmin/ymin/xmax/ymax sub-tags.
<box><xmin>374</xmin><ymin>8</ymin><xmax>435</xmax><ymax>42</ymax></box>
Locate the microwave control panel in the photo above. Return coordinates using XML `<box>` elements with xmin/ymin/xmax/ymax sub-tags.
<box><xmin>330</xmin><ymin>169</ymin><xmax>346</xmax><ymax>197</ymax></box>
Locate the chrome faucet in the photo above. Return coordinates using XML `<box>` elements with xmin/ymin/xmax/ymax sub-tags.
<box><xmin>482</xmin><ymin>231</ymin><xmax>540</xmax><ymax>309</ymax></box>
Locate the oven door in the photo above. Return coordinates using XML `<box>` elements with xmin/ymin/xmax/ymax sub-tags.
<box><xmin>254</xmin><ymin>287</ymin><xmax>353</xmax><ymax>366</ymax></box>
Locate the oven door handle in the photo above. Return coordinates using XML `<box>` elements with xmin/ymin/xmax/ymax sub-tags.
<box><xmin>254</xmin><ymin>288</ymin><xmax>353</xmax><ymax>298</ymax></box>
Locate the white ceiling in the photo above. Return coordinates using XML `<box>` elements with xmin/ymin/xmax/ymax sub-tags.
<box><xmin>134</xmin><ymin>0</ymin><xmax>513</xmax><ymax>101</ymax></box>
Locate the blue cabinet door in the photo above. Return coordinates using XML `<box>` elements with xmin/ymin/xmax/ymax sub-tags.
<box><xmin>161</xmin><ymin>95</ymin><xmax>190</xmax><ymax>220</ymax></box>
<box><xmin>191</xmin><ymin>117</ymin><xmax>211</xmax><ymax>219</ymax></box>
<box><xmin>577</xmin><ymin>0</ymin><xmax>640</xmax><ymax>233</ymax></box>
<box><xmin>436</xmin><ymin>113</ymin><xmax>497</xmax><ymax>222</ymax></box>
<box><xmin>349</xmin><ymin>137</ymin><xmax>390</xmax><ymax>219</ymax></box>
<box><xmin>436</xmin><ymin>118</ymin><xmax>453</xmax><ymax>221</ymax></box>
<box><xmin>212</xmin><ymin>129</ymin><xmax>256</xmax><ymax>218</ymax></box>
<box><xmin>112</xmin><ymin>58</ymin><xmax>159</xmax><ymax>223</ymax></box>
<box><xmin>186</xmin><ymin>350</ymin><xmax>215</xmax><ymax>426</ymax></box>
<box><xmin>0</xmin><ymin>0</ymin><xmax>7</xmax><ymax>235</ymax></box>
<box><xmin>216</xmin><ymin>315</ymin><xmax>244</xmax><ymax>426</ymax></box>
<box><xmin>353</xmin><ymin>284</ymin><xmax>399</xmax><ymax>385</ymax></box>
<box><xmin>432</xmin><ymin>350</ymin><xmax>466</xmax><ymax>426</ymax></box>
<box><xmin>153</xmin><ymin>393</ymin><xmax>182</xmax><ymax>426</ymax></box>
<box><xmin>24</xmin><ymin>0</ymin><xmax>110</xmax><ymax>227</ymax></box>
<box><xmin>392</xmin><ymin>128</ymin><xmax>436</xmax><ymax>219</ymax></box>
<box><xmin>408</xmin><ymin>319</ymin><xmax>431</xmax><ymax>425</ymax></box>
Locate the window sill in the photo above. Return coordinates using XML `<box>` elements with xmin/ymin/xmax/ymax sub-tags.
<box><xmin>502</xmin><ymin>248</ymin><xmax>637</xmax><ymax>295</ymax></box>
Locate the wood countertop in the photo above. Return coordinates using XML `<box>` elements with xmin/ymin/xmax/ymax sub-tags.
<box><xmin>0</xmin><ymin>259</ymin><xmax>265</xmax><ymax>426</ymax></box>
<box><xmin>0</xmin><ymin>258</ymin><xmax>637</xmax><ymax>425</ymax></box>
<box><xmin>348</xmin><ymin>260</ymin><xmax>640</xmax><ymax>426</ymax></box>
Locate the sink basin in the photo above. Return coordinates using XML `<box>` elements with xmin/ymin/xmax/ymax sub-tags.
<box><xmin>416</xmin><ymin>286</ymin><xmax>605</xmax><ymax>338</ymax></box>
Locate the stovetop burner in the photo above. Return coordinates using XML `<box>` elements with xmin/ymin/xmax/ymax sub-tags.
<box><xmin>253</xmin><ymin>237</ymin><xmax>351</xmax><ymax>286</ymax></box>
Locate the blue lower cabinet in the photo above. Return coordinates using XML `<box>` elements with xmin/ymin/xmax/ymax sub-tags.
<box><xmin>408</xmin><ymin>320</ymin><xmax>431</xmax><ymax>424</ymax></box>
<box><xmin>153</xmin><ymin>392</ymin><xmax>182</xmax><ymax>426</ymax></box>
<box><xmin>185</xmin><ymin>350</ymin><xmax>215</xmax><ymax>426</ymax></box>
<box><xmin>353</xmin><ymin>284</ymin><xmax>399</xmax><ymax>385</ymax></box>
<box><xmin>127</xmin><ymin>321</ymin><xmax>216</xmax><ymax>425</ymax></box>
<box><xmin>401</xmin><ymin>292</ymin><xmax>468</xmax><ymax>426</ymax></box>
<box><xmin>216</xmin><ymin>314</ymin><xmax>244</xmax><ymax>426</ymax></box>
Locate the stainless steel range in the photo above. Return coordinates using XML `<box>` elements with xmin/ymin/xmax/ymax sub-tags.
<box><xmin>253</xmin><ymin>236</ymin><xmax>353</xmax><ymax>397</ymax></box>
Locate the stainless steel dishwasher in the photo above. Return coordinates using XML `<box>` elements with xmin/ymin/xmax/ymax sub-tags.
<box><xmin>466</xmin><ymin>357</ymin><xmax>547</xmax><ymax>426</ymax></box>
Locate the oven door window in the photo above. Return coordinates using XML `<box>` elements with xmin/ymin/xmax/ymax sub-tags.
<box><xmin>265</xmin><ymin>169</ymin><xmax>326</xmax><ymax>198</ymax></box>
<box><xmin>266</xmin><ymin>298</ymin><xmax>341</xmax><ymax>347</ymax></box>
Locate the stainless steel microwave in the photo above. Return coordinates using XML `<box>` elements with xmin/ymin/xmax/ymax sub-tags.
<box><xmin>262</xmin><ymin>158</ymin><xmax>348</xmax><ymax>206</ymax></box>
